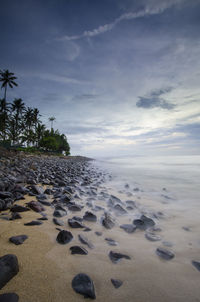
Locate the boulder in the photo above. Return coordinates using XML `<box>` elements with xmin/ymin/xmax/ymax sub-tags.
<box><xmin>56</xmin><ymin>230</ymin><xmax>73</xmax><ymax>244</ymax></box>
<box><xmin>0</xmin><ymin>254</ymin><xmax>19</xmax><ymax>289</ymax></box>
<box><xmin>72</xmin><ymin>273</ymin><xmax>96</xmax><ymax>299</ymax></box>
<box><xmin>9</xmin><ymin>235</ymin><xmax>28</xmax><ymax>245</ymax></box>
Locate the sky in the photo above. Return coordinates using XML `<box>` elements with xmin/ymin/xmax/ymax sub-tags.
<box><xmin>0</xmin><ymin>0</ymin><xmax>200</xmax><ymax>158</ymax></box>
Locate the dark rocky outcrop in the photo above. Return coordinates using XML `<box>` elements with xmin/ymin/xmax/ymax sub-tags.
<box><xmin>0</xmin><ymin>254</ymin><xmax>19</xmax><ymax>289</ymax></box>
<box><xmin>10</xmin><ymin>205</ymin><xmax>30</xmax><ymax>213</ymax></box>
<box><xmin>72</xmin><ymin>273</ymin><xmax>96</xmax><ymax>299</ymax></box>
<box><xmin>102</xmin><ymin>212</ymin><xmax>115</xmax><ymax>229</ymax></box>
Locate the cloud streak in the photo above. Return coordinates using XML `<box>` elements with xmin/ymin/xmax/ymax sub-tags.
<box><xmin>59</xmin><ymin>1</ymin><xmax>183</xmax><ymax>41</ymax></box>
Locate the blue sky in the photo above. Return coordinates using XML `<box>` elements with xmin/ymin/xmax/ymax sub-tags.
<box><xmin>0</xmin><ymin>0</ymin><xmax>200</xmax><ymax>157</ymax></box>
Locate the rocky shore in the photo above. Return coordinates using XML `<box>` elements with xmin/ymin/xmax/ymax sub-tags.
<box><xmin>0</xmin><ymin>152</ymin><xmax>200</xmax><ymax>301</ymax></box>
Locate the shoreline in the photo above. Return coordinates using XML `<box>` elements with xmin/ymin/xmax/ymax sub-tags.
<box><xmin>0</xmin><ymin>153</ymin><xmax>200</xmax><ymax>301</ymax></box>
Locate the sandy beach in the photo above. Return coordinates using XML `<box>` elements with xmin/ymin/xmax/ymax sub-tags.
<box><xmin>0</xmin><ymin>154</ymin><xmax>200</xmax><ymax>302</ymax></box>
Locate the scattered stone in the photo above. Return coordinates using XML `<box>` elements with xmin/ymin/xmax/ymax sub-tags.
<box><xmin>30</xmin><ymin>185</ymin><xmax>44</xmax><ymax>195</ymax></box>
<box><xmin>10</xmin><ymin>212</ymin><xmax>22</xmax><ymax>220</ymax></box>
<box><xmin>78</xmin><ymin>234</ymin><xmax>94</xmax><ymax>249</ymax></box>
<box><xmin>37</xmin><ymin>216</ymin><xmax>48</xmax><ymax>221</ymax></box>
<box><xmin>192</xmin><ymin>260</ymin><xmax>200</xmax><ymax>272</ymax></box>
<box><xmin>109</xmin><ymin>251</ymin><xmax>131</xmax><ymax>264</ymax></box>
<box><xmin>10</xmin><ymin>205</ymin><xmax>30</xmax><ymax>213</ymax></box>
<box><xmin>0</xmin><ymin>293</ymin><xmax>19</xmax><ymax>302</ymax></box>
<box><xmin>145</xmin><ymin>232</ymin><xmax>162</xmax><ymax>242</ymax></box>
<box><xmin>83</xmin><ymin>227</ymin><xmax>92</xmax><ymax>232</ymax></box>
<box><xmin>120</xmin><ymin>224</ymin><xmax>137</xmax><ymax>233</ymax></box>
<box><xmin>72</xmin><ymin>273</ymin><xmax>96</xmax><ymax>299</ymax></box>
<box><xmin>102</xmin><ymin>212</ymin><xmax>115</xmax><ymax>229</ymax></box>
<box><xmin>68</xmin><ymin>218</ymin><xmax>85</xmax><ymax>228</ymax></box>
<box><xmin>72</xmin><ymin>216</ymin><xmax>83</xmax><ymax>222</ymax></box>
<box><xmin>111</xmin><ymin>279</ymin><xmax>123</xmax><ymax>288</ymax></box>
<box><xmin>27</xmin><ymin>201</ymin><xmax>45</xmax><ymax>213</ymax></box>
<box><xmin>0</xmin><ymin>192</ymin><xmax>13</xmax><ymax>199</ymax></box>
<box><xmin>113</xmin><ymin>204</ymin><xmax>127</xmax><ymax>215</ymax></box>
<box><xmin>53</xmin><ymin>218</ymin><xmax>64</xmax><ymax>226</ymax></box>
<box><xmin>156</xmin><ymin>247</ymin><xmax>175</xmax><ymax>260</ymax></box>
<box><xmin>182</xmin><ymin>226</ymin><xmax>191</xmax><ymax>232</ymax></box>
<box><xmin>9</xmin><ymin>235</ymin><xmax>28</xmax><ymax>245</ymax></box>
<box><xmin>133</xmin><ymin>215</ymin><xmax>155</xmax><ymax>230</ymax></box>
<box><xmin>57</xmin><ymin>230</ymin><xmax>73</xmax><ymax>244</ymax></box>
<box><xmin>68</xmin><ymin>204</ymin><xmax>83</xmax><ymax>212</ymax></box>
<box><xmin>83</xmin><ymin>211</ymin><xmax>97</xmax><ymax>222</ymax></box>
<box><xmin>38</xmin><ymin>200</ymin><xmax>52</xmax><ymax>206</ymax></box>
<box><xmin>70</xmin><ymin>246</ymin><xmax>88</xmax><ymax>255</ymax></box>
<box><xmin>95</xmin><ymin>232</ymin><xmax>102</xmax><ymax>236</ymax></box>
<box><xmin>24</xmin><ymin>220</ymin><xmax>43</xmax><ymax>226</ymax></box>
<box><xmin>105</xmin><ymin>238</ymin><xmax>118</xmax><ymax>246</ymax></box>
<box><xmin>53</xmin><ymin>209</ymin><xmax>67</xmax><ymax>218</ymax></box>
<box><xmin>0</xmin><ymin>254</ymin><xmax>19</xmax><ymax>289</ymax></box>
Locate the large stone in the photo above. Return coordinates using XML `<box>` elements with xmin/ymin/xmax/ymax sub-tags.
<box><xmin>27</xmin><ymin>201</ymin><xmax>45</xmax><ymax>213</ymax></box>
<box><xmin>68</xmin><ymin>219</ymin><xmax>85</xmax><ymax>228</ymax></box>
<box><xmin>78</xmin><ymin>234</ymin><xmax>94</xmax><ymax>249</ymax></box>
<box><xmin>72</xmin><ymin>273</ymin><xmax>96</xmax><ymax>299</ymax></box>
<box><xmin>109</xmin><ymin>251</ymin><xmax>131</xmax><ymax>264</ymax></box>
<box><xmin>102</xmin><ymin>212</ymin><xmax>115</xmax><ymax>229</ymax></box>
<box><xmin>0</xmin><ymin>192</ymin><xmax>13</xmax><ymax>199</ymax></box>
<box><xmin>30</xmin><ymin>185</ymin><xmax>44</xmax><ymax>195</ymax></box>
<box><xmin>70</xmin><ymin>246</ymin><xmax>88</xmax><ymax>255</ymax></box>
<box><xmin>192</xmin><ymin>260</ymin><xmax>200</xmax><ymax>272</ymax></box>
<box><xmin>0</xmin><ymin>293</ymin><xmax>19</xmax><ymax>302</ymax></box>
<box><xmin>24</xmin><ymin>220</ymin><xmax>43</xmax><ymax>226</ymax></box>
<box><xmin>53</xmin><ymin>218</ymin><xmax>64</xmax><ymax>226</ymax></box>
<box><xmin>156</xmin><ymin>247</ymin><xmax>175</xmax><ymax>260</ymax></box>
<box><xmin>10</xmin><ymin>205</ymin><xmax>30</xmax><ymax>213</ymax></box>
<box><xmin>9</xmin><ymin>235</ymin><xmax>28</xmax><ymax>245</ymax></box>
<box><xmin>0</xmin><ymin>254</ymin><xmax>19</xmax><ymax>289</ymax></box>
<box><xmin>113</xmin><ymin>204</ymin><xmax>127</xmax><ymax>215</ymax></box>
<box><xmin>145</xmin><ymin>232</ymin><xmax>161</xmax><ymax>242</ymax></box>
<box><xmin>53</xmin><ymin>210</ymin><xmax>67</xmax><ymax>218</ymax></box>
<box><xmin>56</xmin><ymin>230</ymin><xmax>73</xmax><ymax>244</ymax></box>
<box><xmin>83</xmin><ymin>211</ymin><xmax>97</xmax><ymax>222</ymax></box>
<box><xmin>120</xmin><ymin>224</ymin><xmax>137</xmax><ymax>233</ymax></box>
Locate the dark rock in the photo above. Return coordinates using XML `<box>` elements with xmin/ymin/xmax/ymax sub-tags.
<box><xmin>145</xmin><ymin>232</ymin><xmax>161</xmax><ymax>241</ymax></box>
<box><xmin>125</xmin><ymin>200</ymin><xmax>137</xmax><ymax>207</ymax></box>
<box><xmin>24</xmin><ymin>220</ymin><xmax>43</xmax><ymax>226</ymax></box>
<box><xmin>27</xmin><ymin>201</ymin><xmax>45</xmax><ymax>213</ymax></box>
<box><xmin>111</xmin><ymin>279</ymin><xmax>123</xmax><ymax>288</ymax></box>
<box><xmin>38</xmin><ymin>200</ymin><xmax>52</xmax><ymax>206</ymax></box>
<box><xmin>37</xmin><ymin>217</ymin><xmax>48</xmax><ymax>221</ymax></box>
<box><xmin>10</xmin><ymin>212</ymin><xmax>22</xmax><ymax>220</ymax></box>
<box><xmin>72</xmin><ymin>273</ymin><xmax>96</xmax><ymax>299</ymax></box>
<box><xmin>68</xmin><ymin>204</ymin><xmax>83</xmax><ymax>212</ymax></box>
<box><xmin>113</xmin><ymin>204</ymin><xmax>127</xmax><ymax>215</ymax></box>
<box><xmin>68</xmin><ymin>219</ymin><xmax>85</xmax><ymax>228</ymax></box>
<box><xmin>83</xmin><ymin>211</ymin><xmax>97</xmax><ymax>222</ymax></box>
<box><xmin>53</xmin><ymin>218</ymin><xmax>64</xmax><ymax>226</ymax></box>
<box><xmin>141</xmin><ymin>215</ymin><xmax>155</xmax><ymax>227</ymax></box>
<box><xmin>95</xmin><ymin>232</ymin><xmax>102</xmax><ymax>236</ymax></box>
<box><xmin>192</xmin><ymin>260</ymin><xmax>200</xmax><ymax>272</ymax></box>
<box><xmin>53</xmin><ymin>210</ymin><xmax>67</xmax><ymax>217</ymax></box>
<box><xmin>105</xmin><ymin>238</ymin><xmax>118</xmax><ymax>246</ymax></box>
<box><xmin>36</xmin><ymin>194</ymin><xmax>47</xmax><ymax>200</ymax></box>
<box><xmin>93</xmin><ymin>205</ymin><xmax>104</xmax><ymax>212</ymax></box>
<box><xmin>109</xmin><ymin>251</ymin><xmax>131</xmax><ymax>264</ymax></box>
<box><xmin>30</xmin><ymin>185</ymin><xmax>44</xmax><ymax>195</ymax></box>
<box><xmin>70</xmin><ymin>246</ymin><xmax>88</xmax><ymax>255</ymax></box>
<box><xmin>156</xmin><ymin>247</ymin><xmax>175</xmax><ymax>260</ymax></box>
<box><xmin>57</xmin><ymin>230</ymin><xmax>73</xmax><ymax>244</ymax></box>
<box><xmin>72</xmin><ymin>216</ymin><xmax>83</xmax><ymax>222</ymax></box>
<box><xmin>102</xmin><ymin>212</ymin><xmax>115</xmax><ymax>229</ymax></box>
<box><xmin>0</xmin><ymin>254</ymin><xmax>19</xmax><ymax>289</ymax></box>
<box><xmin>182</xmin><ymin>226</ymin><xmax>191</xmax><ymax>232</ymax></box>
<box><xmin>10</xmin><ymin>205</ymin><xmax>30</xmax><ymax>213</ymax></box>
<box><xmin>9</xmin><ymin>235</ymin><xmax>28</xmax><ymax>245</ymax></box>
<box><xmin>0</xmin><ymin>293</ymin><xmax>19</xmax><ymax>302</ymax></box>
<box><xmin>133</xmin><ymin>215</ymin><xmax>155</xmax><ymax>230</ymax></box>
<box><xmin>78</xmin><ymin>234</ymin><xmax>94</xmax><ymax>249</ymax></box>
<box><xmin>0</xmin><ymin>192</ymin><xmax>13</xmax><ymax>199</ymax></box>
<box><xmin>83</xmin><ymin>227</ymin><xmax>92</xmax><ymax>232</ymax></box>
<box><xmin>120</xmin><ymin>224</ymin><xmax>137</xmax><ymax>233</ymax></box>
<box><xmin>44</xmin><ymin>188</ymin><xmax>53</xmax><ymax>195</ymax></box>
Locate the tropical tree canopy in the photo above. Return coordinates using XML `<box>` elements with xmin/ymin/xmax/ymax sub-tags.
<box><xmin>0</xmin><ymin>69</ymin><xmax>18</xmax><ymax>100</ymax></box>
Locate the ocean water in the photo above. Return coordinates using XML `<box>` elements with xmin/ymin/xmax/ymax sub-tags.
<box><xmin>95</xmin><ymin>155</ymin><xmax>200</xmax><ymax>207</ymax></box>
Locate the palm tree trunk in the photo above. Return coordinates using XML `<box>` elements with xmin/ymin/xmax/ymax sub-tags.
<box><xmin>4</xmin><ymin>84</ymin><xmax>7</xmax><ymax>101</ymax></box>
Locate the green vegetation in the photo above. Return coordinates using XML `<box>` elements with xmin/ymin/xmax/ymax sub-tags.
<box><xmin>0</xmin><ymin>69</ymin><xmax>70</xmax><ymax>155</ymax></box>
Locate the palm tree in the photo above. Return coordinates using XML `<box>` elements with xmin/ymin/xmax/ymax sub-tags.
<box><xmin>49</xmin><ymin>116</ymin><xmax>56</xmax><ymax>131</ymax></box>
<box><xmin>0</xmin><ymin>69</ymin><xmax>18</xmax><ymax>101</ymax></box>
<box><xmin>0</xmin><ymin>98</ymin><xmax>10</xmax><ymax>141</ymax></box>
<box><xmin>11</xmin><ymin>98</ymin><xmax>25</xmax><ymax>144</ymax></box>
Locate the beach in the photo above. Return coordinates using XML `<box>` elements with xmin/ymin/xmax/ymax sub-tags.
<box><xmin>0</xmin><ymin>153</ymin><xmax>200</xmax><ymax>302</ymax></box>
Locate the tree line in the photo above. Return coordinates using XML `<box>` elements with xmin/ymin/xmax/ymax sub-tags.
<box><xmin>0</xmin><ymin>69</ymin><xmax>70</xmax><ymax>155</ymax></box>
